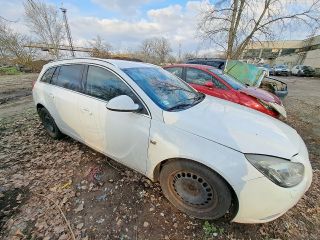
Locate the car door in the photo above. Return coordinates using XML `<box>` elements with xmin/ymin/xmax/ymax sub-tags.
<box><xmin>185</xmin><ymin>67</ymin><xmax>215</xmax><ymax>95</ymax></box>
<box><xmin>79</xmin><ymin>65</ymin><xmax>151</xmax><ymax>174</ymax></box>
<box><xmin>210</xmin><ymin>75</ymin><xmax>240</xmax><ymax>103</ymax></box>
<box><xmin>185</xmin><ymin>67</ymin><xmax>239</xmax><ymax>103</ymax></box>
<box><xmin>50</xmin><ymin>64</ymin><xmax>85</xmax><ymax>140</ymax></box>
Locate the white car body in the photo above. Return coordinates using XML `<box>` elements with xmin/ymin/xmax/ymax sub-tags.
<box><xmin>291</xmin><ymin>65</ymin><xmax>315</xmax><ymax>76</ymax></box>
<box><xmin>33</xmin><ymin>58</ymin><xmax>312</xmax><ymax>223</ymax></box>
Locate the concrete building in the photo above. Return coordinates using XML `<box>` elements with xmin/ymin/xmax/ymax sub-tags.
<box><xmin>242</xmin><ymin>35</ymin><xmax>320</xmax><ymax>70</ymax></box>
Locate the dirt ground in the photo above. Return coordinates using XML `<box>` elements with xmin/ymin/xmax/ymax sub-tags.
<box><xmin>0</xmin><ymin>73</ymin><xmax>319</xmax><ymax>240</ymax></box>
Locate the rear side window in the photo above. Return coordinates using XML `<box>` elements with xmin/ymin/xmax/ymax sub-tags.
<box><xmin>86</xmin><ymin>66</ymin><xmax>138</xmax><ymax>103</ymax></box>
<box><xmin>166</xmin><ymin>67</ymin><xmax>183</xmax><ymax>79</ymax></box>
<box><xmin>40</xmin><ymin>67</ymin><xmax>56</xmax><ymax>83</ymax></box>
<box><xmin>51</xmin><ymin>64</ymin><xmax>84</xmax><ymax>91</ymax></box>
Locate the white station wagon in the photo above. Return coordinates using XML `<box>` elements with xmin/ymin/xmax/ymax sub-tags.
<box><xmin>33</xmin><ymin>58</ymin><xmax>312</xmax><ymax>223</ymax></box>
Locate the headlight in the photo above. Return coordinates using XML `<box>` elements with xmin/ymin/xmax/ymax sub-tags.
<box><xmin>257</xmin><ymin>99</ymin><xmax>274</xmax><ymax>110</ymax></box>
<box><xmin>245</xmin><ymin>154</ymin><xmax>304</xmax><ymax>188</ymax></box>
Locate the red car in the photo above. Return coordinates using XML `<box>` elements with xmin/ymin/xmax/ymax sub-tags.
<box><xmin>164</xmin><ymin>64</ymin><xmax>284</xmax><ymax>118</ymax></box>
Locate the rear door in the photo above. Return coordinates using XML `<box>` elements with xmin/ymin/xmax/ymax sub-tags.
<box><xmin>50</xmin><ymin>64</ymin><xmax>85</xmax><ymax>139</ymax></box>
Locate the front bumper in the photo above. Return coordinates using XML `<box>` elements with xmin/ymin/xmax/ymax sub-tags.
<box><xmin>232</xmin><ymin>137</ymin><xmax>312</xmax><ymax>223</ymax></box>
<box><xmin>275</xmin><ymin>70</ymin><xmax>289</xmax><ymax>75</ymax></box>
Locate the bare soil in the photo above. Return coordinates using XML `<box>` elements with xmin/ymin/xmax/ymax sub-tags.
<box><xmin>0</xmin><ymin>74</ymin><xmax>319</xmax><ymax>240</ymax></box>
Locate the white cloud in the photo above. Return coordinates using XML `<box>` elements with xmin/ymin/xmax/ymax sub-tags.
<box><xmin>69</xmin><ymin>1</ymin><xmax>209</xmax><ymax>55</ymax></box>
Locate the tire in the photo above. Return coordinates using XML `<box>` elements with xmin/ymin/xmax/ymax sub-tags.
<box><xmin>159</xmin><ymin>160</ymin><xmax>232</xmax><ymax>219</ymax></box>
<box><xmin>38</xmin><ymin>107</ymin><xmax>63</xmax><ymax>139</ymax></box>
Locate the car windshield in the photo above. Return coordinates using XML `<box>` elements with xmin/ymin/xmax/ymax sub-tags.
<box><xmin>276</xmin><ymin>65</ymin><xmax>287</xmax><ymax>69</ymax></box>
<box><xmin>122</xmin><ymin>67</ymin><xmax>204</xmax><ymax>111</ymax></box>
<box><xmin>209</xmin><ymin>69</ymin><xmax>245</xmax><ymax>90</ymax></box>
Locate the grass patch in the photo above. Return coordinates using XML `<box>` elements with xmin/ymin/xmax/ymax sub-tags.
<box><xmin>203</xmin><ymin>221</ymin><xmax>224</xmax><ymax>238</ymax></box>
<box><xmin>0</xmin><ymin>66</ymin><xmax>21</xmax><ymax>75</ymax></box>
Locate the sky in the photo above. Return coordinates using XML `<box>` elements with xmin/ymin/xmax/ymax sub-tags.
<box><xmin>0</xmin><ymin>0</ymin><xmax>316</xmax><ymax>57</ymax></box>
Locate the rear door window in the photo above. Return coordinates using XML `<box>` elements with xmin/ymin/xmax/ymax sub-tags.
<box><xmin>165</xmin><ymin>67</ymin><xmax>183</xmax><ymax>79</ymax></box>
<box><xmin>40</xmin><ymin>67</ymin><xmax>56</xmax><ymax>83</ymax></box>
<box><xmin>51</xmin><ymin>64</ymin><xmax>84</xmax><ymax>92</ymax></box>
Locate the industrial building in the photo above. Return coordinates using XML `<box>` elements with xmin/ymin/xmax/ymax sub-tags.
<box><xmin>242</xmin><ymin>35</ymin><xmax>320</xmax><ymax>71</ymax></box>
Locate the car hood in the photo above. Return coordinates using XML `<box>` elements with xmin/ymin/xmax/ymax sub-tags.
<box><xmin>240</xmin><ymin>87</ymin><xmax>282</xmax><ymax>104</ymax></box>
<box><xmin>275</xmin><ymin>67</ymin><xmax>289</xmax><ymax>71</ymax></box>
<box><xmin>163</xmin><ymin>96</ymin><xmax>300</xmax><ymax>159</ymax></box>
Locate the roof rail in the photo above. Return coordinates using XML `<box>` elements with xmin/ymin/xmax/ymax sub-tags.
<box><xmin>49</xmin><ymin>57</ymin><xmax>116</xmax><ymax>67</ymax></box>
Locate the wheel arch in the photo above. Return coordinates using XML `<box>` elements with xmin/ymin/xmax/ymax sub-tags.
<box><xmin>153</xmin><ymin>157</ymin><xmax>239</xmax><ymax>220</ymax></box>
<box><xmin>36</xmin><ymin>103</ymin><xmax>45</xmax><ymax>111</ymax></box>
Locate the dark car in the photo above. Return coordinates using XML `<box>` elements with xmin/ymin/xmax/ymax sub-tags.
<box><xmin>270</xmin><ymin>64</ymin><xmax>290</xmax><ymax>76</ymax></box>
<box><xmin>186</xmin><ymin>58</ymin><xmax>226</xmax><ymax>70</ymax></box>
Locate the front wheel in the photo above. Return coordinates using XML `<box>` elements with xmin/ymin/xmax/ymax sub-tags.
<box><xmin>159</xmin><ymin>160</ymin><xmax>232</xmax><ymax>219</ymax></box>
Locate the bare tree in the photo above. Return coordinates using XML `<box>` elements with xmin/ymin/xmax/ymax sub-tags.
<box><xmin>153</xmin><ymin>37</ymin><xmax>172</xmax><ymax>64</ymax></box>
<box><xmin>139</xmin><ymin>37</ymin><xmax>172</xmax><ymax>64</ymax></box>
<box><xmin>140</xmin><ymin>38</ymin><xmax>154</xmax><ymax>62</ymax></box>
<box><xmin>88</xmin><ymin>35</ymin><xmax>112</xmax><ymax>58</ymax></box>
<box><xmin>198</xmin><ymin>0</ymin><xmax>320</xmax><ymax>59</ymax></box>
<box><xmin>24</xmin><ymin>0</ymin><xmax>65</xmax><ymax>58</ymax></box>
<box><xmin>0</xmin><ymin>20</ymin><xmax>37</xmax><ymax>66</ymax></box>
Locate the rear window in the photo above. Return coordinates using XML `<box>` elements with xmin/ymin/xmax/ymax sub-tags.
<box><xmin>40</xmin><ymin>67</ymin><xmax>56</xmax><ymax>83</ymax></box>
<box><xmin>208</xmin><ymin>61</ymin><xmax>225</xmax><ymax>69</ymax></box>
<box><xmin>51</xmin><ymin>64</ymin><xmax>84</xmax><ymax>91</ymax></box>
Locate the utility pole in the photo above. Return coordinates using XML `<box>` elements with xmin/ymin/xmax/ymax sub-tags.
<box><xmin>60</xmin><ymin>8</ymin><xmax>75</xmax><ymax>57</ymax></box>
<box><xmin>178</xmin><ymin>42</ymin><xmax>181</xmax><ymax>61</ymax></box>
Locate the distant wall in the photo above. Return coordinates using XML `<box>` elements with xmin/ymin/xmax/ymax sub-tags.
<box><xmin>303</xmin><ymin>49</ymin><xmax>320</xmax><ymax>68</ymax></box>
<box><xmin>272</xmin><ymin>54</ymin><xmax>300</xmax><ymax>68</ymax></box>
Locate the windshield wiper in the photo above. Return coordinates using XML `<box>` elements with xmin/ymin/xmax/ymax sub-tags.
<box><xmin>167</xmin><ymin>103</ymin><xmax>194</xmax><ymax>111</ymax></box>
<box><xmin>167</xmin><ymin>93</ymin><xmax>205</xmax><ymax>111</ymax></box>
<box><xmin>156</xmin><ymin>82</ymin><xmax>196</xmax><ymax>94</ymax></box>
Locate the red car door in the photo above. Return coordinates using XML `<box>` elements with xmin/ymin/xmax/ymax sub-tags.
<box><xmin>185</xmin><ymin>67</ymin><xmax>239</xmax><ymax>103</ymax></box>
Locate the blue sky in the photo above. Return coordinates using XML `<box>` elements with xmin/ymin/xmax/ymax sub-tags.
<box><xmin>0</xmin><ymin>0</ymin><xmax>316</xmax><ymax>57</ymax></box>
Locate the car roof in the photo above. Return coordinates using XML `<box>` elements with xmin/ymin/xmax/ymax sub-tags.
<box><xmin>45</xmin><ymin>57</ymin><xmax>156</xmax><ymax>69</ymax></box>
<box><xmin>164</xmin><ymin>63</ymin><xmax>223</xmax><ymax>73</ymax></box>
<box><xmin>187</xmin><ymin>58</ymin><xmax>226</xmax><ymax>62</ymax></box>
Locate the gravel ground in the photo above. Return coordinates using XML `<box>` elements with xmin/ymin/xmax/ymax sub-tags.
<box><xmin>0</xmin><ymin>74</ymin><xmax>319</xmax><ymax>240</ymax></box>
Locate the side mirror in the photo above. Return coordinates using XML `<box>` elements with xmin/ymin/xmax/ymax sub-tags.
<box><xmin>106</xmin><ymin>95</ymin><xmax>140</xmax><ymax>112</ymax></box>
<box><xmin>204</xmin><ymin>81</ymin><xmax>214</xmax><ymax>88</ymax></box>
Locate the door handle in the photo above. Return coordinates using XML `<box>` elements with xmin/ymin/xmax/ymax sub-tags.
<box><xmin>80</xmin><ymin>107</ymin><xmax>92</xmax><ymax>115</ymax></box>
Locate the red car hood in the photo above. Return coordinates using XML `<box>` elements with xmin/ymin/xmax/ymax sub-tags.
<box><xmin>240</xmin><ymin>87</ymin><xmax>282</xmax><ymax>104</ymax></box>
